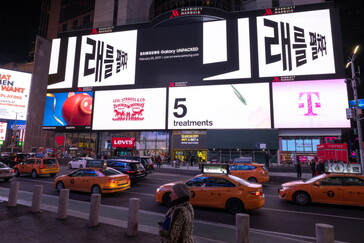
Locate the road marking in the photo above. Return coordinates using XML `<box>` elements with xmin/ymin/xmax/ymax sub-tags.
<box><xmin>262</xmin><ymin>207</ymin><xmax>364</xmax><ymax>221</ymax></box>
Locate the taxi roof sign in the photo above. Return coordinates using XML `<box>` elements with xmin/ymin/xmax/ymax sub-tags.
<box><xmin>201</xmin><ymin>163</ymin><xmax>229</xmax><ymax>174</ymax></box>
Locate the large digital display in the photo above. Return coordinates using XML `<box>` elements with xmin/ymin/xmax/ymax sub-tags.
<box><xmin>168</xmin><ymin>83</ymin><xmax>271</xmax><ymax>129</ymax></box>
<box><xmin>257</xmin><ymin>9</ymin><xmax>335</xmax><ymax>77</ymax></box>
<box><xmin>0</xmin><ymin>68</ymin><xmax>31</xmax><ymax>120</ymax></box>
<box><xmin>43</xmin><ymin>92</ymin><xmax>93</xmax><ymax>129</ymax></box>
<box><xmin>272</xmin><ymin>79</ymin><xmax>350</xmax><ymax>128</ymax></box>
<box><xmin>92</xmin><ymin>88</ymin><xmax>167</xmax><ymax>130</ymax></box>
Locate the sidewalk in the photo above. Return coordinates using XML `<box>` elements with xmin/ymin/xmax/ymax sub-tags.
<box><xmin>0</xmin><ymin>166</ymin><xmax>316</xmax><ymax>243</ymax></box>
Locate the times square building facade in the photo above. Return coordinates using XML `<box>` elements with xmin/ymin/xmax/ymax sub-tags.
<box><xmin>25</xmin><ymin>0</ymin><xmax>351</xmax><ymax>165</ymax></box>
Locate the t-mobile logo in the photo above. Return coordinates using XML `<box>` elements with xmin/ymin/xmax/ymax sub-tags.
<box><xmin>298</xmin><ymin>92</ymin><xmax>321</xmax><ymax>116</ymax></box>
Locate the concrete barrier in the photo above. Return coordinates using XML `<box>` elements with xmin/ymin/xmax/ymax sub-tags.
<box><xmin>31</xmin><ymin>185</ymin><xmax>43</xmax><ymax>212</ymax></box>
<box><xmin>126</xmin><ymin>198</ymin><xmax>140</xmax><ymax>236</ymax></box>
<box><xmin>88</xmin><ymin>194</ymin><xmax>101</xmax><ymax>227</ymax></box>
<box><xmin>57</xmin><ymin>189</ymin><xmax>70</xmax><ymax>219</ymax></box>
<box><xmin>316</xmin><ymin>223</ymin><xmax>334</xmax><ymax>243</ymax></box>
<box><xmin>236</xmin><ymin>213</ymin><xmax>250</xmax><ymax>243</ymax></box>
<box><xmin>7</xmin><ymin>182</ymin><xmax>19</xmax><ymax>207</ymax></box>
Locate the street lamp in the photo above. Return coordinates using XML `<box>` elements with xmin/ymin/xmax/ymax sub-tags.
<box><xmin>346</xmin><ymin>45</ymin><xmax>364</xmax><ymax>175</ymax></box>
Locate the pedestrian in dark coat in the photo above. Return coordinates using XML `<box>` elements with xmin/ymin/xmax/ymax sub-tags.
<box><xmin>159</xmin><ymin>183</ymin><xmax>194</xmax><ymax>243</ymax></box>
<box><xmin>295</xmin><ymin>162</ymin><xmax>302</xmax><ymax>178</ymax></box>
<box><xmin>309</xmin><ymin>160</ymin><xmax>316</xmax><ymax>177</ymax></box>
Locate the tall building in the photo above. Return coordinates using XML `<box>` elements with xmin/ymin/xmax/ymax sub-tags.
<box><xmin>18</xmin><ymin>0</ymin><xmax>354</xmax><ymax>165</ymax></box>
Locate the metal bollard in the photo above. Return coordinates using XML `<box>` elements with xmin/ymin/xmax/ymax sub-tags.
<box><xmin>316</xmin><ymin>223</ymin><xmax>334</xmax><ymax>243</ymax></box>
<box><xmin>57</xmin><ymin>189</ymin><xmax>70</xmax><ymax>219</ymax></box>
<box><xmin>31</xmin><ymin>185</ymin><xmax>43</xmax><ymax>212</ymax></box>
<box><xmin>88</xmin><ymin>194</ymin><xmax>101</xmax><ymax>227</ymax></box>
<box><xmin>126</xmin><ymin>198</ymin><xmax>140</xmax><ymax>236</ymax></box>
<box><xmin>236</xmin><ymin>213</ymin><xmax>250</xmax><ymax>243</ymax></box>
<box><xmin>7</xmin><ymin>182</ymin><xmax>19</xmax><ymax>207</ymax></box>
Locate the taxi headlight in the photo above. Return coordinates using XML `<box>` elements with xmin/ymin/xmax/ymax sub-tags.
<box><xmin>281</xmin><ymin>186</ymin><xmax>292</xmax><ymax>191</ymax></box>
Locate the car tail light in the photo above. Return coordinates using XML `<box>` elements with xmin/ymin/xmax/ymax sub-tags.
<box><xmin>126</xmin><ymin>170</ymin><xmax>136</xmax><ymax>174</ymax></box>
<box><xmin>11</xmin><ymin>169</ymin><xmax>15</xmax><ymax>173</ymax></box>
<box><xmin>248</xmin><ymin>191</ymin><xmax>263</xmax><ymax>196</ymax></box>
<box><xmin>39</xmin><ymin>165</ymin><xmax>44</xmax><ymax>169</ymax></box>
<box><xmin>108</xmin><ymin>179</ymin><xmax>117</xmax><ymax>184</ymax></box>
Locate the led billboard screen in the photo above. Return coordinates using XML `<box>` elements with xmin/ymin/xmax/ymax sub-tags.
<box><xmin>43</xmin><ymin>92</ymin><xmax>93</xmax><ymax>129</ymax></box>
<box><xmin>92</xmin><ymin>88</ymin><xmax>167</xmax><ymax>130</ymax></box>
<box><xmin>257</xmin><ymin>9</ymin><xmax>335</xmax><ymax>77</ymax></box>
<box><xmin>272</xmin><ymin>79</ymin><xmax>350</xmax><ymax>128</ymax></box>
<box><xmin>168</xmin><ymin>83</ymin><xmax>271</xmax><ymax>129</ymax></box>
<box><xmin>0</xmin><ymin>68</ymin><xmax>31</xmax><ymax>120</ymax></box>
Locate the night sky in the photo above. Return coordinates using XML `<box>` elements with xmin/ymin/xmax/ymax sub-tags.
<box><xmin>0</xmin><ymin>1</ymin><xmax>42</xmax><ymax>65</ymax></box>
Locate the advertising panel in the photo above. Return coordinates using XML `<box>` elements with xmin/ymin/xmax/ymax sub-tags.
<box><xmin>92</xmin><ymin>88</ymin><xmax>167</xmax><ymax>130</ymax></box>
<box><xmin>272</xmin><ymin>79</ymin><xmax>350</xmax><ymax>128</ymax></box>
<box><xmin>257</xmin><ymin>9</ymin><xmax>335</xmax><ymax>77</ymax></box>
<box><xmin>172</xmin><ymin>133</ymin><xmax>207</xmax><ymax>150</ymax></box>
<box><xmin>112</xmin><ymin>137</ymin><xmax>136</xmax><ymax>148</ymax></box>
<box><xmin>0</xmin><ymin>122</ymin><xmax>7</xmax><ymax>140</ymax></box>
<box><xmin>168</xmin><ymin>83</ymin><xmax>271</xmax><ymax>129</ymax></box>
<box><xmin>0</xmin><ymin>68</ymin><xmax>31</xmax><ymax>120</ymax></box>
<box><xmin>43</xmin><ymin>92</ymin><xmax>93</xmax><ymax>129</ymax></box>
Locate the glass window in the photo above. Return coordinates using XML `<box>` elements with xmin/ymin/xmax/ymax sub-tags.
<box><xmin>207</xmin><ymin>177</ymin><xmax>235</xmax><ymax>187</ymax></box>
<box><xmin>303</xmin><ymin>139</ymin><xmax>312</xmax><ymax>152</ymax></box>
<box><xmin>312</xmin><ymin>139</ymin><xmax>320</xmax><ymax>152</ymax></box>
<box><xmin>320</xmin><ymin>177</ymin><xmax>343</xmax><ymax>186</ymax></box>
<box><xmin>282</xmin><ymin>139</ymin><xmax>288</xmax><ymax>151</ymax></box>
<box><xmin>186</xmin><ymin>177</ymin><xmax>208</xmax><ymax>187</ymax></box>
<box><xmin>287</xmin><ymin>140</ymin><xmax>295</xmax><ymax>151</ymax></box>
<box><xmin>344</xmin><ymin>177</ymin><xmax>364</xmax><ymax>186</ymax></box>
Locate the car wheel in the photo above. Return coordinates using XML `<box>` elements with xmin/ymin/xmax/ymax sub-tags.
<box><xmin>293</xmin><ymin>191</ymin><xmax>311</xmax><ymax>206</ymax></box>
<box><xmin>4</xmin><ymin>178</ymin><xmax>10</xmax><ymax>182</ymax></box>
<box><xmin>91</xmin><ymin>185</ymin><xmax>101</xmax><ymax>194</ymax></box>
<box><xmin>68</xmin><ymin>163</ymin><xmax>72</xmax><ymax>169</ymax></box>
<box><xmin>31</xmin><ymin>170</ymin><xmax>38</xmax><ymax>178</ymax></box>
<box><xmin>248</xmin><ymin>177</ymin><xmax>258</xmax><ymax>183</ymax></box>
<box><xmin>56</xmin><ymin>181</ymin><xmax>65</xmax><ymax>192</ymax></box>
<box><xmin>50</xmin><ymin>173</ymin><xmax>56</xmax><ymax>177</ymax></box>
<box><xmin>79</xmin><ymin>164</ymin><xmax>83</xmax><ymax>168</ymax></box>
<box><xmin>226</xmin><ymin>198</ymin><xmax>244</xmax><ymax>214</ymax></box>
<box><xmin>162</xmin><ymin>192</ymin><xmax>172</xmax><ymax>207</ymax></box>
<box><xmin>14</xmin><ymin>169</ymin><xmax>20</xmax><ymax>177</ymax></box>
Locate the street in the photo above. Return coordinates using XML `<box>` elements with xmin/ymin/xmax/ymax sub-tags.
<box><xmin>1</xmin><ymin>166</ymin><xmax>363</xmax><ymax>243</ymax></box>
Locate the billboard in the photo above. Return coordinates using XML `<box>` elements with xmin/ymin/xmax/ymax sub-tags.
<box><xmin>257</xmin><ymin>9</ymin><xmax>336</xmax><ymax>77</ymax></box>
<box><xmin>168</xmin><ymin>83</ymin><xmax>271</xmax><ymax>129</ymax></box>
<box><xmin>43</xmin><ymin>92</ymin><xmax>93</xmax><ymax>129</ymax></box>
<box><xmin>92</xmin><ymin>88</ymin><xmax>167</xmax><ymax>130</ymax></box>
<box><xmin>0</xmin><ymin>122</ymin><xmax>7</xmax><ymax>140</ymax></box>
<box><xmin>272</xmin><ymin>79</ymin><xmax>350</xmax><ymax>128</ymax></box>
<box><xmin>0</xmin><ymin>68</ymin><xmax>31</xmax><ymax>120</ymax></box>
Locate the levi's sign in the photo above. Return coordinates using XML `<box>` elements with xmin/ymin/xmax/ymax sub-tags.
<box><xmin>112</xmin><ymin>137</ymin><xmax>135</xmax><ymax>148</ymax></box>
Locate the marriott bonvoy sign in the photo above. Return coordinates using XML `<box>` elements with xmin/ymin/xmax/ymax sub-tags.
<box><xmin>112</xmin><ymin>137</ymin><xmax>135</xmax><ymax>148</ymax></box>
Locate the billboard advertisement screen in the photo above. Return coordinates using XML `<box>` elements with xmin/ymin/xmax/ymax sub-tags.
<box><xmin>92</xmin><ymin>88</ymin><xmax>167</xmax><ymax>130</ymax></box>
<box><xmin>0</xmin><ymin>68</ymin><xmax>31</xmax><ymax>120</ymax></box>
<box><xmin>272</xmin><ymin>79</ymin><xmax>350</xmax><ymax>128</ymax></box>
<box><xmin>168</xmin><ymin>83</ymin><xmax>271</xmax><ymax>129</ymax></box>
<box><xmin>43</xmin><ymin>92</ymin><xmax>93</xmax><ymax>129</ymax></box>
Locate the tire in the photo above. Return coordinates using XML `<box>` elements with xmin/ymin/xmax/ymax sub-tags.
<box><xmin>14</xmin><ymin>169</ymin><xmax>20</xmax><ymax>177</ymax></box>
<box><xmin>31</xmin><ymin>170</ymin><xmax>38</xmax><ymax>178</ymax></box>
<box><xmin>162</xmin><ymin>192</ymin><xmax>172</xmax><ymax>207</ymax></box>
<box><xmin>293</xmin><ymin>191</ymin><xmax>311</xmax><ymax>206</ymax></box>
<box><xmin>79</xmin><ymin>164</ymin><xmax>83</xmax><ymax>168</ymax></box>
<box><xmin>226</xmin><ymin>198</ymin><xmax>244</xmax><ymax>214</ymax></box>
<box><xmin>248</xmin><ymin>177</ymin><xmax>258</xmax><ymax>183</ymax></box>
<box><xmin>4</xmin><ymin>178</ymin><xmax>10</xmax><ymax>182</ymax></box>
<box><xmin>56</xmin><ymin>181</ymin><xmax>65</xmax><ymax>192</ymax></box>
<box><xmin>68</xmin><ymin>163</ymin><xmax>72</xmax><ymax>169</ymax></box>
<box><xmin>91</xmin><ymin>185</ymin><xmax>101</xmax><ymax>194</ymax></box>
<box><xmin>50</xmin><ymin>173</ymin><xmax>56</xmax><ymax>177</ymax></box>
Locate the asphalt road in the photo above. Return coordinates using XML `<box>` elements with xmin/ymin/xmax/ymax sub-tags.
<box><xmin>1</xmin><ymin>165</ymin><xmax>363</xmax><ymax>243</ymax></box>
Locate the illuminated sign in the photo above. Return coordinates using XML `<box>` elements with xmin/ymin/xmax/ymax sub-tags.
<box><xmin>112</xmin><ymin>137</ymin><xmax>135</xmax><ymax>148</ymax></box>
<box><xmin>0</xmin><ymin>122</ymin><xmax>7</xmax><ymax>140</ymax></box>
<box><xmin>201</xmin><ymin>163</ymin><xmax>229</xmax><ymax>174</ymax></box>
<box><xmin>273</xmin><ymin>79</ymin><xmax>350</xmax><ymax>128</ymax></box>
<box><xmin>168</xmin><ymin>83</ymin><xmax>271</xmax><ymax>129</ymax></box>
<box><xmin>92</xmin><ymin>88</ymin><xmax>167</xmax><ymax>130</ymax></box>
<box><xmin>0</xmin><ymin>68</ymin><xmax>31</xmax><ymax>120</ymax></box>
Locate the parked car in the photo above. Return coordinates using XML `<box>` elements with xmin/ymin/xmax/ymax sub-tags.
<box><xmin>14</xmin><ymin>157</ymin><xmax>60</xmax><ymax>178</ymax></box>
<box><xmin>132</xmin><ymin>156</ymin><xmax>154</xmax><ymax>174</ymax></box>
<box><xmin>54</xmin><ymin>167</ymin><xmax>131</xmax><ymax>194</ymax></box>
<box><xmin>278</xmin><ymin>173</ymin><xmax>364</xmax><ymax>206</ymax></box>
<box><xmin>106</xmin><ymin>159</ymin><xmax>146</xmax><ymax>182</ymax></box>
<box><xmin>68</xmin><ymin>157</ymin><xmax>94</xmax><ymax>169</ymax></box>
<box><xmin>0</xmin><ymin>162</ymin><xmax>15</xmax><ymax>181</ymax></box>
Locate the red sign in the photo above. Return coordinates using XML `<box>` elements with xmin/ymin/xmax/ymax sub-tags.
<box><xmin>112</xmin><ymin>137</ymin><xmax>135</xmax><ymax>148</ymax></box>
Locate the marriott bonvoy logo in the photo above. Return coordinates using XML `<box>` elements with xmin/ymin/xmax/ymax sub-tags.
<box><xmin>112</xmin><ymin>97</ymin><xmax>145</xmax><ymax>121</ymax></box>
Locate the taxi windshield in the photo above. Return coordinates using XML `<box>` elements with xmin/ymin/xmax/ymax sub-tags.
<box><xmin>228</xmin><ymin>174</ymin><xmax>251</xmax><ymax>186</ymax></box>
<box><xmin>305</xmin><ymin>174</ymin><xmax>327</xmax><ymax>184</ymax></box>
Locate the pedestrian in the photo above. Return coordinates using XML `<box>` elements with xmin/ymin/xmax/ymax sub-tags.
<box><xmin>309</xmin><ymin>160</ymin><xmax>316</xmax><ymax>177</ymax></box>
<box><xmin>159</xmin><ymin>183</ymin><xmax>194</xmax><ymax>243</ymax></box>
<box><xmin>157</xmin><ymin>155</ymin><xmax>162</xmax><ymax>168</ymax></box>
<box><xmin>295</xmin><ymin>161</ymin><xmax>302</xmax><ymax>178</ymax></box>
<box><xmin>264</xmin><ymin>151</ymin><xmax>270</xmax><ymax>168</ymax></box>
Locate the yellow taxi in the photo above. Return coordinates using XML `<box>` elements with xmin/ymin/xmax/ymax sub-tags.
<box><xmin>278</xmin><ymin>173</ymin><xmax>364</xmax><ymax>206</ymax></box>
<box><xmin>155</xmin><ymin>164</ymin><xmax>265</xmax><ymax>213</ymax></box>
<box><xmin>14</xmin><ymin>157</ymin><xmax>60</xmax><ymax>178</ymax></box>
<box><xmin>54</xmin><ymin>167</ymin><xmax>131</xmax><ymax>194</ymax></box>
<box><xmin>229</xmin><ymin>163</ymin><xmax>269</xmax><ymax>183</ymax></box>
